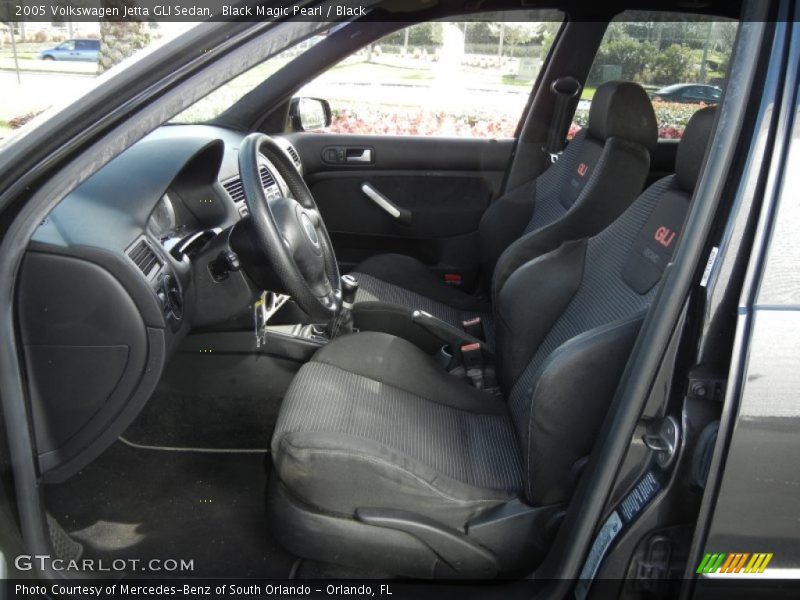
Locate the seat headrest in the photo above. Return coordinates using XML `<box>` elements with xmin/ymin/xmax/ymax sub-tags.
<box><xmin>588</xmin><ymin>81</ymin><xmax>658</xmax><ymax>151</ymax></box>
<box><xmin>675</xmin><ymin>106</ymin><xmax>717</xmax><ymax>192</ymax></box>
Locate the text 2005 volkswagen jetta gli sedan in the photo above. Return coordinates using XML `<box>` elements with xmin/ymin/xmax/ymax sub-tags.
<box><xmin>0</xmin><ymin>1</ymin><xmax>799</xmax><ymax>598</ymax></box>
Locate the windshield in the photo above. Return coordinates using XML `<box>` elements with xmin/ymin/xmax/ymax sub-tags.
<box><xmin>169</xmin><ymin>35</ymin><xmax>326</xmax><ymax>124</ymax></box>
<box><xmin>0</xmin><ymin>22</ymin><xmax>195</xmax><ymax>148</ymax></box>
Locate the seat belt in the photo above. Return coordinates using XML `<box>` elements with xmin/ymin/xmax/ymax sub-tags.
<box><xmin>459</xmin><ymin>342</ymin><xmax>499</xmax><ymax>393</ymax></box>
<box><xmin>543</xmin><ymin>76</ymin><xmax>582</xmax><ymax>164</ymax></box>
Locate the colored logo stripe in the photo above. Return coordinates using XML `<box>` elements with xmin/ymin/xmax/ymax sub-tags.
<box><xmin>745</xmin><ymin>553</ymin><xmax>773</xmax><ymax>573</ymax></box>
<box><xmin>697</xmin><ymin>552</ymin><xmax>773</xmax><ymax>574</ymax></box>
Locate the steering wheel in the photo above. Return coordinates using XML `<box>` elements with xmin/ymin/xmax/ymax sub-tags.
<box><xmin>238</xmin><ymin>133</ymin><xmax>341</xmax><ymax>320</ymax></box>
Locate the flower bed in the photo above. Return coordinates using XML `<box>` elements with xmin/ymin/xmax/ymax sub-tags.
<box><xmin>329</xmin><ymin>107</ymin><xmax>519</xmax><ymax>138</ymax></box>
<box><xmin>570</xmin><ymin>100</ymin><xmax>711</xmax><ymax>139</ymax></box>
<box><xmin>328</xmin><ymin>100</ymin><xmax>713</xmax><ymax>139</ymax></box>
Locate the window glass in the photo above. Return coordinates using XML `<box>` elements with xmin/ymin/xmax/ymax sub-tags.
<box><xmin>0</xmin><ymin>23</ymin><xmax>194</xmax><ymax>148</ymax></box>
<box><xmin>299</xmin><ymin>11</ymin><xmax>563</xmax><ymax>138</ymax></box>
<box><xmin>169</xmin><ymin>38</ymin><xmax>326</xmax><ymax>124</ymax></box>
<box><xmin>575</xmin><ymin>12</ymin><xmax>738</xmax><ymax>139</ymax></box>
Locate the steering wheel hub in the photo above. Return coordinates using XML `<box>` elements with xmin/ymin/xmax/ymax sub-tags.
<box><xmin>299</xmin><ymin>211</ymin><xmax>321</xmax><ymax>250</ymax></box>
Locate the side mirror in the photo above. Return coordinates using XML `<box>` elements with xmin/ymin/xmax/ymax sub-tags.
<box><xmin>289</xmin><ymin>97</ymin><xmax>332</xmax><ymax>132</ymax></box>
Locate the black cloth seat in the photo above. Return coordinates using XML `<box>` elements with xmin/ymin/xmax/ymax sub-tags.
<box><xmin>269</xmin><ymin>107</ymin><xmax>717</xmax><ymax>578</ymax></box>
<box><xmin>351</xmin><ymin>80</ymin><xmax>659</xmax><ymax>335</ymax></box>
<box><xmin>272</xmin><ymin>332</ymin><xmax>524</xmax><ymax>530</ymax></box>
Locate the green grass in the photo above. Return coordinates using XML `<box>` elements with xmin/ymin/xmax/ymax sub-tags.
<box><xmin>0</xmin><ymin>52</ymin><xmax>39</xmax><ymax>60</ymax></box>
<box><xmin>0</xmin><ymin>41</ymin><xmax>51</xmax><ymax>59</ymax></box>
<box><xmin>501</xmin><ymin>74</ymin><xmax>533</xmax><ymax>87</ymax></box>
<box><xmin>403</xmin><ymin>72</ymin><xmax>435</xmax><ymax>80</ymax></box>
<box><xmin>326</xmin><ymin>61</ymin><xmax>434</xmax><ymax>82</ymax></box>
<box><xmin>0</xmin><ymin>122</ymin><xmax>13</xmax><ymax>145</ymax></box>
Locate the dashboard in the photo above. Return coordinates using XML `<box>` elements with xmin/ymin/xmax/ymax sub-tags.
<box><xmin>19</xmin><ymin>124</ymin><xmax>303</xmax><ymax>482</ymax></box>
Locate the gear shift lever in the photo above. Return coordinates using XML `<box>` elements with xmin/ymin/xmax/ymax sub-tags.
<box><xmin>330</xmin><ymin>274</ymin><xmax>359</xmax><ymax>337</ymax></box>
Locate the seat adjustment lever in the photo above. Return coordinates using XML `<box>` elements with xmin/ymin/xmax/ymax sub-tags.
<box><xmin>356</xmin><ymin>508</ymin><xmax>498</xmax><ymax>578</ymax></box>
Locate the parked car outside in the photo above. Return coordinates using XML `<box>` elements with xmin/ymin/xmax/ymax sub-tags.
<box><xmin>37</xmin><ymin>39</ymin><xmax>100</xmax><ymax>62</ymax></box>
<box><xmin>651</xmin><ymin>82</ymin><xmax>722</xmax><ymax>103</ymax></box>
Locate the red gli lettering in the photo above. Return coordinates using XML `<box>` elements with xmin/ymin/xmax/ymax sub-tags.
<box><xmin>654</xmin><ymin>226</ymin><xmax>677</xmax><ymax>248</ymax></box>
<box><xmin>577</xmin><ymin>163</ymin><xmax>588</xmax><ymax>177</ymax></box>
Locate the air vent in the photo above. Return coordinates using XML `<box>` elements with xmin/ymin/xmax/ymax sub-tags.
<box><xmin>222</xmin><ymin>165</ymin><xmax>275</xmax><ymax>204</ymax></box>
<box><xmin>127</xmin><ymin>239</ymin><xmax>163</xmax><ymax>279</ymax></box>
<box><xmin>259</xmin><ymin>165</ymin><xmax>276</xmax><ymax>189</ymax></box>
<box><xmin>223</xmin><ymin>167</ymin><xmax>276</xmax><ymax>204</ymax></box>
<box><xmin>286</xmin><ymin>144</ymin><xmax>302</xmax><ymax>170</ymax></box>
<box><xmin>223</xmin><ymin>177</ymin><xmax>245</xmax><ymax>203</ymax></box>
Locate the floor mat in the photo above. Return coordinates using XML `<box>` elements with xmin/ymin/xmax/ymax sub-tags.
<box><xmin>45</xmin><ymin>442</ymin><xmax>295</xmax><ymax>578</ymax></box>
<box><xmin>122</xmin><ymin>352</ymin><xmax>293</xmax><ymax>450</ymax></box>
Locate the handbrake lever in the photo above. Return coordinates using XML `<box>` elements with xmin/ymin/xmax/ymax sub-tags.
<box><xmin>411</xmin><ymin>310</ymin><xmax>494</xmax><ymax>362</ymax></box>
<box><xmin>412</xmin><ymin>310</ymin><xmax>497</xmax><ymax>390</ymax></box>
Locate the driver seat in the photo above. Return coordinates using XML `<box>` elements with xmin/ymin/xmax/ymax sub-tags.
<box><xmin>267</xmin><ymin>108</ymin><xmax>716</xmax><ymax>578</ymax></box>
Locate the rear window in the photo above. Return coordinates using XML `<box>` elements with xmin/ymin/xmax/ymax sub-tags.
<box><xmin>575</xmin><ymin>12</ymin><xmax>738</xmax><ymax>139</ymax></box>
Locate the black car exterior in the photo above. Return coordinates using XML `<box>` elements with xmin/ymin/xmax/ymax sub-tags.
<box><xmin>653</xmin><ymin>83</ymin><xmax>723</xmax><ymax>104</ymax></box>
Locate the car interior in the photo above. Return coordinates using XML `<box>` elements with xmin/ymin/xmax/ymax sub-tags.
<box><xmin>9</xmin><ymin>0</ymin><xmax>750</xmax><ymax>584</ymax></box>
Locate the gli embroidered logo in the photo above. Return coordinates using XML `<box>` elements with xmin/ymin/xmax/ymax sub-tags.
<box><xmin>654</xmin><ymin>226</ymin><xmax>677</xmax><ymax>248</ymax></box>
<box><xmin>577</xmin><ymin>163</ymin><xmax>589</xmax><ymax>177</ymax></box>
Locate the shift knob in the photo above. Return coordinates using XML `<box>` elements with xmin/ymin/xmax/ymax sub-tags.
<box><xmin>341</xmin><ymin>274</ymin><xmax>359</xmax><ymax>308</ymax></box>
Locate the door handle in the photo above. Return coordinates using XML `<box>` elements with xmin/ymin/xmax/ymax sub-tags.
<box><xmin>322</xmin><ymin>146</ymin><xmax>374</xmax><ymax>165</ymax></box>
<box><xmin>361</xmin><ymin>183</ymin><xmax>412</xmax><ymax>225</ymax></box>
<box><xmin>346</xmin><ymin>148</ymin><xmax>373</xmax><ymax>163</ymax></box>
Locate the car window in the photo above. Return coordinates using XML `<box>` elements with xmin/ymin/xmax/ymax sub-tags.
<box><xmin>299</xmin><ymin>10</ymin><xmax>563</xmax><ymax>139</ymax></box>
<box><xmin>0</xmin><ymin>24</ymin><xmax>195</xmax><ymax>149</ymax></box>
<box><xmin>684</xmin><ymin>86</ymin><xmax>703</xmax><ymax>100</ymax></box>
<box><xmin>576</xmin><ymin>11</ymin><xmax>738</xmax><ymax>139</ymax></box>
<box><xmin>169</xmin><ymin>35</ymin><xmax>328</xmax><ymax>124</ymax></box>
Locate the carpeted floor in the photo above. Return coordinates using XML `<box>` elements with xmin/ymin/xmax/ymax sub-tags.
<box><xmin>121</xmin><ymin>351</ymin><xmax>294</xmax><ymax>450</ymax></box>
<box><xmin>45</xmin><ymin>442</ymin><xmax>295</xmax><ymax>578</ymax></box>
<box><xmin>44</xmin><ymin>348</ymin><xmax>393</xmax><ymax>580</ymax></box>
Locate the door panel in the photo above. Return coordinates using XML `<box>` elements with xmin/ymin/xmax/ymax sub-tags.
<box><xmin>292</xmin><ymin>133</ymin><xmax>514</xmax><ymax>281</ymax></box>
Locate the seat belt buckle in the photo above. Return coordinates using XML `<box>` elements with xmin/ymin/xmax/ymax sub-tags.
<box><xmin>462</xmin><ymin>317</ymin><xmax>485</xmax><ymax>342</ymax></box>
<box><xmin>542</xmin><ymin>147</ymin><xmax>561</xmax><ymax>164</ymax></box>
<box><xmin>444</xmin><ymin>273</ymin><xmax>462</xmax><ymax>286</ymax></box>
<box><xmin>460</xmin><ymin>342</ymin><xmax>485</xmax><ymax>389</ymax></box>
